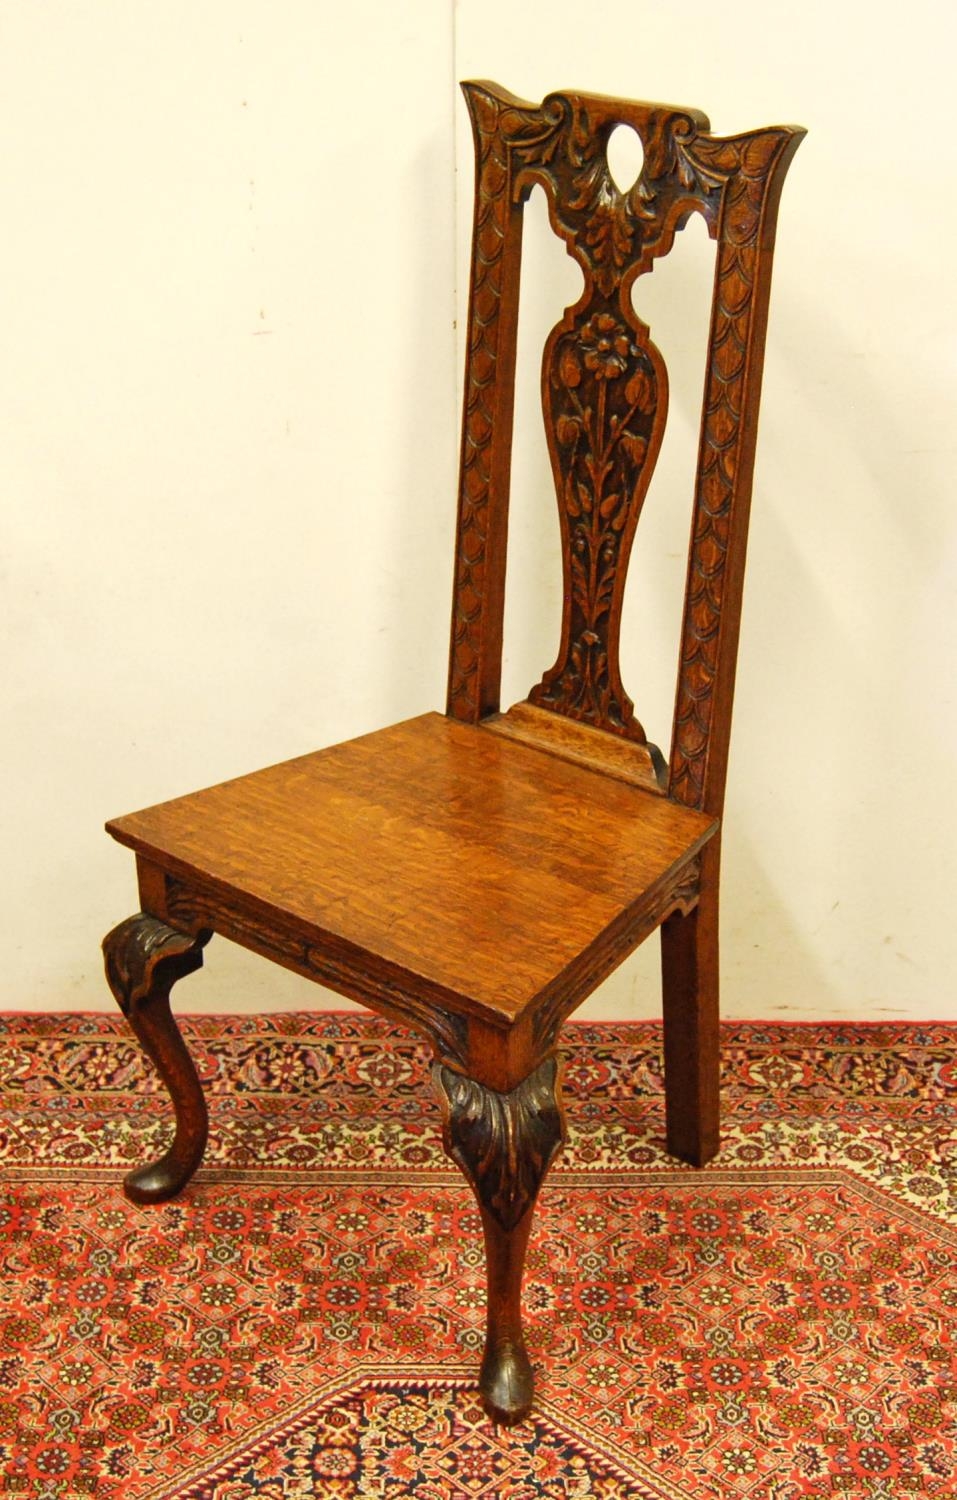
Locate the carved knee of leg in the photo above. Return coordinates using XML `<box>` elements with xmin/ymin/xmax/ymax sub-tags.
<box><xmin>433</xmin><ymin>1055</ymin><xmax>566</xmax><ymax>1423</ymax></box>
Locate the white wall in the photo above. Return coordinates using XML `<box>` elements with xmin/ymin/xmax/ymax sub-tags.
<box><xmin>3</xmin><ymin>1</ymin><xmax>955</xmax><ymax>1023</ymax></box>
<box><xmin>0</xmin><ymin>1</ymin><xmax>457</xmax><ymax>1013</ymax></box>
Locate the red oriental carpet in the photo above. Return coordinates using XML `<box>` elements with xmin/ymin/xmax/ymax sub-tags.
<box><xmin>1</xmin><ymin>1013</ymin><xmax>955</xmax><ymax>1498</ymax></box>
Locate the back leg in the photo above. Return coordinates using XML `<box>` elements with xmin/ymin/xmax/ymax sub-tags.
<box><xmin>660</xmin><ymin>881</ymin><xmax>720</xmax><ymax>1167</ymax></box>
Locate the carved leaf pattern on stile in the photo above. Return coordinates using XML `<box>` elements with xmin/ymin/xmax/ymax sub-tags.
<box><xmin>667</xmin><ymin>129</ymin><xmax>790</xmax><ymax>809</ymax></box>
<box><xmin>447</xmin><ymin>88</ymin><xmax>565</xmax><ymax>725</ymax></box>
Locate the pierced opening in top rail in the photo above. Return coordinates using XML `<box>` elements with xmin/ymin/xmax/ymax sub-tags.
<box><xmin>605</xmin><ymin>122</ymin><xmax>644</xmax><ymax>197</ymax></box>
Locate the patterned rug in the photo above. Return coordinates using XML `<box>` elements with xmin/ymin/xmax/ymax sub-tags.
<box><xmin>1</xmin><ymin>1013</ymin><xmax>955</xmax><ymax>1498</ymax></box>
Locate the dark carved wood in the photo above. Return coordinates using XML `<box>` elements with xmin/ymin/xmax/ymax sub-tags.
<box><xmin>518</xmin><ymin>98</ymin><xmax>701</xmax><ymax>741</ymax></box>
<box><xmin>666</xmin><ymin>129</ymin><xmax>802</xmax><ymax>816</ymax></box>
<box><xmin>530</xmin><ymin>302</ymin><xmax>665</xmax><ymax>739</ymax></box>
<box><xmin>445</xmin><ymin>88</ymin><xmax>556</xmax><ymax>726</ymax></box>
<box><xmin>447</xmin><ymin>82</ymin><xmax>804</xmax><ymax>820</ymax></box>
<box><xmin>434</xmin><ymin>1055</ymin><xmax>565</xmax><ymax>1232</ymax></box>
<box><xmin>433</xmin><ymin>1055</ymin><xmax>566</xmax><ymax>1424</ymax></box>
<box><xmin>102</xmin><ymin>914</ymin><xmax>210</xmax><ymax>1204</ymax></box>
<box><xmin>100</xmin><ymin>82</ymin><xmax>803</xmax><ymax>1422</ymax></box>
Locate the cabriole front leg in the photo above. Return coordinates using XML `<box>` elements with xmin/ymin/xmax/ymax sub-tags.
<box><xmin>102</xmin><ymin>913</ymin><xmax>211</xmax><ymax>1205</ymax></box>
<box><xmin>432</xmin><ymin>1054</ymin><xmax>566</xmax><ymax>1425</ymax></box>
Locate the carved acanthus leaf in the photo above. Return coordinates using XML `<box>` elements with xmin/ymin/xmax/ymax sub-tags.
<box><xmin>667</xmin><ymin>128</ymin><xmax>796</xmax><ymax>809</ymax></box>
<box><xmin>433</xmin><ymin>1055</ymin><xmax>566</xmax><ymax>1231</ymax></box>
<box><xmin>103</xmin><ymin>913</ymin><xmax>208</xmax><ymax>1016</ymax></box>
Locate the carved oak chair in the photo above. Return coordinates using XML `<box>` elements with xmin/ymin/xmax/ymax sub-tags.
<box><xmin>102</xmin><ymin>82</ymin><xmax>803</xmax><ymax>1425</ymax></box>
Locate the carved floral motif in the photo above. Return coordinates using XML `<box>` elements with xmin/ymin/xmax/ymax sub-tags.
<box><xmin>449</xmin><ymin>85</ymin><xmax>716</xmax><ymax>739</ymax></box>
<box><xmin>448</xmin><ymin>83</ymin><xmax>803</xmax><ymax>809</ymax></box>
<box><xmin>529</xmin><ymin>308</ymin><xmax>662</xmax><ymax>734</ymax></box>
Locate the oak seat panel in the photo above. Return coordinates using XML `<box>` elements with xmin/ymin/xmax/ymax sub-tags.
<box><xmin>107</xmin><ymin>712</ymin><xmax>717</xmax><ymax>1020</ymax></box>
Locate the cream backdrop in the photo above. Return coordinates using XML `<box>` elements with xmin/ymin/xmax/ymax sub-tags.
<box><xmin>2</xmin><ymin>1</ymin><xmax>955</xmax><ymax>1022</ymax></box>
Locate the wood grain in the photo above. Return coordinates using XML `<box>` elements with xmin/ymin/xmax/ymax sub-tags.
<box><xmin>484</xmin><ymin>701</ymin><xmax>666</xmax><ymax>793</ymax></box>
<box><xmin>108</xmin><ymin>713</ymin><xmax>716</xmax><ymax>1025</ymax></box>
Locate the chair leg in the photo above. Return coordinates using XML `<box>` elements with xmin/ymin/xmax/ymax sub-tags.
<box><xmin>661</xmin><ymin>886</ymin><xmax>720</xmax><ymax>1167</ymax></box>
<box><xmin>102</xmin><ymin>913</ymin><xmax>211</xmax><ymax>1205</ymax></box>
<box><xmin>432</xmin><ymin>1055</ymin><xmax>566</xmax><ymax>1426</ymax></box>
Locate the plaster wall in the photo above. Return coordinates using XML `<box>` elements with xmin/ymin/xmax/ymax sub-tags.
<box><xmin>3</xmin><ymin>1</ymin><xmax>954</xmax><ymax>1023</ymax></box>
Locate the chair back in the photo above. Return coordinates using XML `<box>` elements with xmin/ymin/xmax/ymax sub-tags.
<box><xmin>447</xmin><ymin>81</ymin><xmax>804</xmax><ymax>815</ymax></box>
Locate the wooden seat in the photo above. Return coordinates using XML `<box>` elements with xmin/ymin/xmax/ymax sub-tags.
<box><xmin>102</xmin><ymin>82</ymin><xmax>803</xmax><ymax>1425</ymax></box>
<box><xmin>108</xmin><ymin>712</ymin><xmax>717</xmax><ymax>1044</ymax></box>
